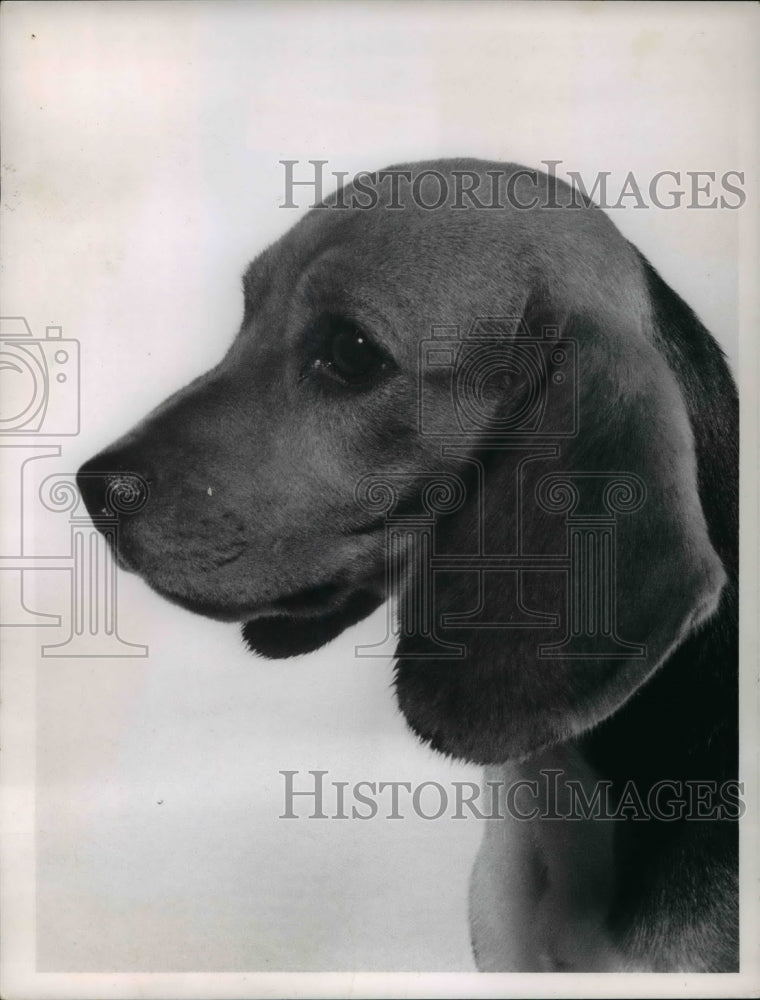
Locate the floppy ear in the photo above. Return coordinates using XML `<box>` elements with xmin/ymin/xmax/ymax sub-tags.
<box><xmin>392</xmin><ymin>290</ymin><xmax>727</xmax><ymax>765</ymax></box>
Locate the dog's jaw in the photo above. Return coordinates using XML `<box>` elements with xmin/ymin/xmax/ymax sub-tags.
<box><xmin>241</xmin><ymin>587</ymin><xmax>384</xmax><ymax>658</ymax></box>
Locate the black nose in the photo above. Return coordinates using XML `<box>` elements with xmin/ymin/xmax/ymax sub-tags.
<box><xmin>77</xmin><ymin>452</ymin><xmax>152</xmax><ymax>521</ymax></box>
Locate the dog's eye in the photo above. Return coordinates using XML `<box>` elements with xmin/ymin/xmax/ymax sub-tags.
<box><xmin>305</xmin><ymin>315</ymin><xmax>392</xmax><ymax>388</ymax></box>
<box><xmin>330</xmin><ymin>325</ymin><xmax>381</xmax><ymax>380</ymax></box>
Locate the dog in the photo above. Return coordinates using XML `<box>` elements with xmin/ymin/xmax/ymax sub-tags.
<box><xmin>77</xmin><ymin>159</ymin><xmax>738</xmax><ymax>972</ymax></box>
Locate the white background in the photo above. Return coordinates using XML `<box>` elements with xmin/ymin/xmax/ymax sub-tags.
<box><xmin>1</xmin><ymin>0</ymin><xmax>758</xmax><ymax>989</ymax></box>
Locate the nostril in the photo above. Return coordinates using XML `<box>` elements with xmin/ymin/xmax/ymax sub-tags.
<box><xmin>103</xmin><ymin>471</ymin><xmax>151</xmax><ymax>516</ymax></box>
<box><xmin>76</xmin><ymin>455</ymin><xmax>151</xmax><ymax>520</ymax></box>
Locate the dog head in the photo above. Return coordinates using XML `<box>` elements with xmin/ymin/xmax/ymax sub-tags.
<box><xmin>78</xmin><ymin>160</ymin><xmax>727</xmax><ymax>763</ymax></box>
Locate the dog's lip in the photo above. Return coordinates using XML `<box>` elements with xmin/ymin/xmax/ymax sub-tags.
<box><xmin>244</xmin><ymin>577</ymin><xmax>384</xmax><ymax>623</ymax></box>
<box><xmin>112</xmin><ymin>547</ymin><xmax>134</xmax><ymax>572</ymax></box>
<box><xmin>242</xmin><ymin>586</ymin><xmax>385</xmax><ymax>659</ymax></box>
<box><xmin>149</xmin><ymin>587</ymin><xmax>255</xmax><ymax>622</ymax></box>
<box><xmin>253</xmin><ymin>579</ymin><xmax>346</xmax><ymax>618</ymax></box>
<box><xmin>149</xmin><ymin>576</ymin><xmax>380</xmax><ymax>624</ymax></box>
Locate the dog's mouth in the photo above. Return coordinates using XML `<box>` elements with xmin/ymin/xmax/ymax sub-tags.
<box><xmin>266</xmin><ymin>579</ymin><xmax>346</xmax><ymax>616</ymax></box>
<box><xmin>149</xmin><ymin>575</ymin><xmax>385</xmax><ymax>659</ymax></box>
<box><xmin>242</xmin><ymin>584</ymin><xmax>384</xmax><ymax>658</ymax></box>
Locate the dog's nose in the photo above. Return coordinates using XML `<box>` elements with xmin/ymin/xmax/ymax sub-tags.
<box><xmin>77</xmin><ymin>452</ymin><xmax>152</xmax><ymax>521</ymax></box>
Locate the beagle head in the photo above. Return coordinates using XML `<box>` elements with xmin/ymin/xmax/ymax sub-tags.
<box><xmin>78</xmin><ymin>159</ymin><xmax>727</xmax><ymax>764</ymax></box>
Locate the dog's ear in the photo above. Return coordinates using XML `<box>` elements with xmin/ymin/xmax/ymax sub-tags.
<box><xmin>392</xmin><ymin>290</ymin><xmax>727</xmax><ymax>765</ymax></box>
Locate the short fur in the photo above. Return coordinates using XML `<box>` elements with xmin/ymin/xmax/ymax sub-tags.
<box><xmin>78</xmin><ymin>160</ymin><xmax>738</xmax><ymax>972</ymax></box>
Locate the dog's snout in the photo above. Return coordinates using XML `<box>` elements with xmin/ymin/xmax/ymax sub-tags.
<box><xmin>77</xmin><ymin>452</ymin><xmax>152</xmax><ymax>521</ymax></box>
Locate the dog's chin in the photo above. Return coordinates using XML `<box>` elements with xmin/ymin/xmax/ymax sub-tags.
<box><xmin>241</xmin><ymin>588</ymin><xmax>383</xmax><ymax>658</ymax></box>
<box><xmin>144</xmin><ymin>571</ymin><xmax>385</xmax><ymax>658</ymax></box>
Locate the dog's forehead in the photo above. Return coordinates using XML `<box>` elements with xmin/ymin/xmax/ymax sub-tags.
<box><xmin>239</xmin><ymin>160</ymin><xmax>645</xmax><ymax>359</ymax></box>
<box><xmin>247</xmin><ymin>202</ymin><xmax>440</xmax><ymax>290</ymax></box>
<box><xmin>243</xmin><ymin>205</ymin><xmax>533</xmax><ymax>349</ymax></box>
